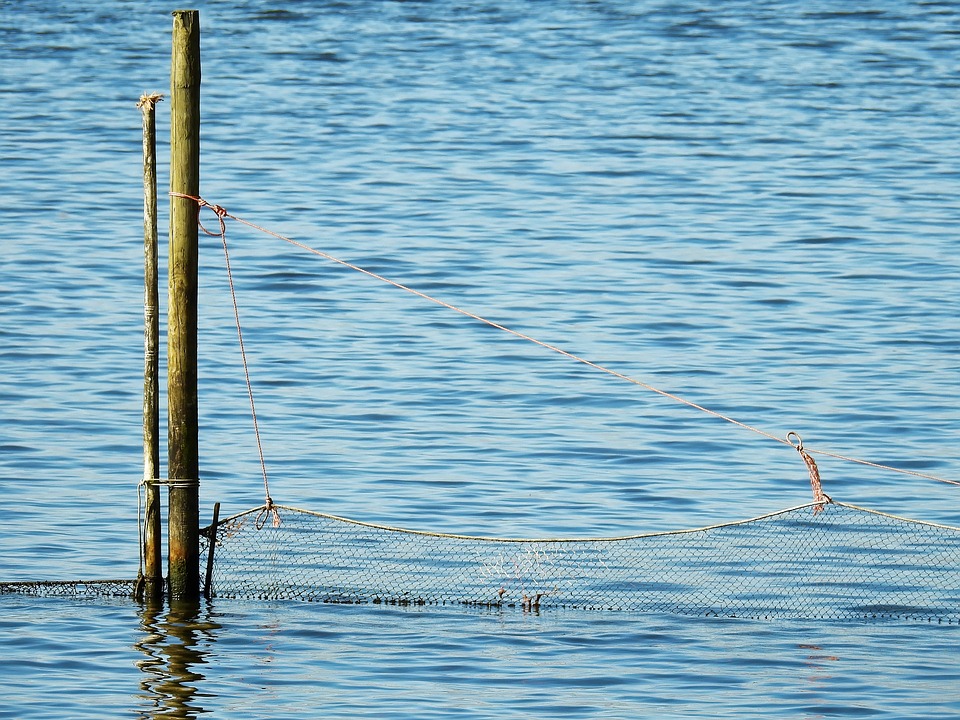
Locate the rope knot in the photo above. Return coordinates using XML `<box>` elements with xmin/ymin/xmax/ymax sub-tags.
<box><xmin>198</xmin><ymin>197</ymin><xmax>227</xmax><ymax>219</ymax></box>
<box><xmin>788</xmin><ymin>432</ymin><xmax>832</xmax><ymax>513</ymax></box>
<box><xmin>255</xmin><ymin>499</ymin><xmax>282</xmax><ymax>530</ymax></box>
<box><xmin>197</xmin><ymin>198</ymin><xmax>227</xmax><ymax>237</ymax></box>
<box><xmin>169</xmin><ymin>192</ymin><xmax>227</xmax><ymax>237</ymax></box>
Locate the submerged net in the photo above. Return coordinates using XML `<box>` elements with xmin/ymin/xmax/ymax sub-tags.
<box><xmin>0</xmin><ymin>579</ymin><xmax>137</xmax><ymax>599</ymax></box>
<box><xmin>201</xmin><ymin>501</ymin><xmax>960</xmax><ymax>622</ymax></box>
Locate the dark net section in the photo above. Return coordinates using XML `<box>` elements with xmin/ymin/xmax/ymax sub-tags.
<box><xmin>202</xmin><ymin>502</ymin><xmax>960</xmax><ymax>621</ymax></box>
<box><xmin>0</xmin><ymin>579</ymin><xmax>137</xmax><ymax>598</ymax></box>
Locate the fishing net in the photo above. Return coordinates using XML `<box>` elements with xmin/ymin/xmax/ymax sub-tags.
<box><xmin>0</xmin><ymin>579</ymin><xmax>137</xmax><ymax>599</ymax></box>
<box><xmin>9</xmin><ymin>202</ymin><xmax>958</xmax><ymax>622</ymax></box>
<box><xmin>200</xmin><ymin>500</ymin><xmax>960</xmax><ymax>622</ymax></box>
<box><xmin>152</xmin><ymin>199</ymin><xmax>958</xmax><ymax>623</ymax></box>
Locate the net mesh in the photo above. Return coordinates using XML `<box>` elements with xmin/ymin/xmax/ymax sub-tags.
<box><xmin>201</xmin><ymin>501</ymin><xmax>960</xmax><ymax>622</ymax></box>
<box><xmin>0</xmin><ymin>579</ymin><xmax>137</xmax><ymax>599</ymax></box>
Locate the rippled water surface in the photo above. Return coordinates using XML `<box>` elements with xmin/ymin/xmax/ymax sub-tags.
<box><xmin>1</xmin><ymin>1</ymin><xmax>959</xmax><ymax>717</ymax></box>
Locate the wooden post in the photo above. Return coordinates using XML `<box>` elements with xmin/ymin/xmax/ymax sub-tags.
<box><xmin>139</xmin><ymin>91</ymin><xmax>164</xmax><ymax>601</ymax></box>
<box><xmin>168</xmin><ymin>9</ymin><xmax>201</xmax><ymax>601</ymax></box>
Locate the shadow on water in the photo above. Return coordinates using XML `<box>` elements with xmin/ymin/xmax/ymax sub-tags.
<box><xmin>134</xmin><ymin>599</ymin><xmax>221</xmax><ymax>719</ymax></box>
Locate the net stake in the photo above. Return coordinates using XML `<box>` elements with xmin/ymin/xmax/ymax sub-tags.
<box><xmin>203</xmin><ymin>502</ymin><xmax>220</xmax><ymax>600</ymax></box>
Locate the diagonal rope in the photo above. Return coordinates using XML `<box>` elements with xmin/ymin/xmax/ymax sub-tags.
<box><xmin>170</xmin><ymin>192</ymin><xmax>960</xmax><ymax>490</ymax></box>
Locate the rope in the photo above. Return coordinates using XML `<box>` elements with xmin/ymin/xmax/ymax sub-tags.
<box><xmin>137</xmin><ymin>475</ymin><xmax>202</xmax><ymax>579</ymax></box>
<box><xmin>787</xmin><ymin>432</ymin><xmax>832</xmax><ymax>511</ymax></box>
<box><xmin>212</xmin><ymin>500</ymin><xmax>835</xmax><ymax>543</ymax></box>
<box><xmin>140</xmin><ymin>477</ymin><xmax>201</xmax><ymax>487</ymax></box>
<box><xmin>209</xmin><ymin>497</ymin><xmax>960</xmax><ymax>543</ymax></box>
<box><xmin>169</xmin><ymin>192</ymin><xmax>960</xmax><ymax>491</ymax></box>
<box><xmin>170</xmin><ymin>192</ymin><xmax>276</xmax><ymax>517</ymax></box>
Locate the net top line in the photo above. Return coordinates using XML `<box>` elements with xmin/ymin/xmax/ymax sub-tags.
<box><xmin>205</xmin><ymin>500</ymin><xmax>960</xmax><ymax>544</ymax></box>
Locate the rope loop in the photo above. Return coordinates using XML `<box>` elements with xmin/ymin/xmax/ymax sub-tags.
<box><xmin>198</xmin><ymin>200</ymin><xmax>227</xmax><ymax>238</ymax></box>
<box><xmin>170</xmin><ymin>191</ymin><xmax>227</xmax><ymax>237</ymax></box>
<box><xmin>256</xmin><ymin>498</ymin><xmax>281</xmax><ymax>530</ymax></box>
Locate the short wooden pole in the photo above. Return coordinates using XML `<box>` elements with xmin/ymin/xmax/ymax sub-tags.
<box><xmin>203</xmin><ymin>502</ymin><xmax>220</xmax><ymax>600</ymax></box>
<box><xmin>139</xmin><ymin>91</ymin><xmax>164</xmax><ymax>601</ymax></box>
<box><xmin>168</xmin><ymin>9</ymin><xmax>201</xmax><ymax>601</ymax></box>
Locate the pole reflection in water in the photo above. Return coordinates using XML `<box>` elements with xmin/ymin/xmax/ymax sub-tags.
<box><xmin>135</xmin><ymin>599</ymin><xmax>221</xmax><ymax>719</ymax></box>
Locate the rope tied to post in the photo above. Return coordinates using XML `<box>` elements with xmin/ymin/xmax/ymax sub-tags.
<box><xmin>170</xmin><ymin>191</ymin><xmax>227</xmax><ymax>237</ymax></box>
<box><xmin>168</xmin><ymin>192</ymin><xmax>960</xmax><ymax>504</ymax></box>
<box><xmin>136</xmin><ymin>476</ymin><xmax>204</xmax><ymax>582</ymax></box>
<box><xmin>169</xmin><ymin>191</ymin><xmax>275</xmax><ymax>520</ymax></box>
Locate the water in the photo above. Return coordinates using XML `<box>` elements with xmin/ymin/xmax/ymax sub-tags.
<box><xmin>1</xmin><ymin>1</ymin><xmax>959</xmax><ymax>717</ymax></box>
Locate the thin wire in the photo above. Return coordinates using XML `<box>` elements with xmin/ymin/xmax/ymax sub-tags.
<box><xmin>170</xmin><ymin>193</ymin><xmax>960</xmax><ymax>490</ymax></box>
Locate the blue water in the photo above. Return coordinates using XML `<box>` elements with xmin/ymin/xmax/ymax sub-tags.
<box><xmin>1</xmin><ymin>1</ymin><xmax>959</xmax><ymax>717</ymax></box>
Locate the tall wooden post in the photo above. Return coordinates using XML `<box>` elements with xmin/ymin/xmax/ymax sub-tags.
<box><xmin>139</xmin><ymin>91</ymin><xmax>164</xmax><ymax>601</ymax></box>
<box><xmin>168</xmin><ymin>9</ymin><xmax>201</xmax><ymax>601</ymax></box>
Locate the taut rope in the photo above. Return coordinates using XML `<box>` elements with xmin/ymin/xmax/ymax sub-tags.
<box><xmin>170</xmin><ymin>193</ymin><xmax>960</xmax><ymax>495</ymax></box>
